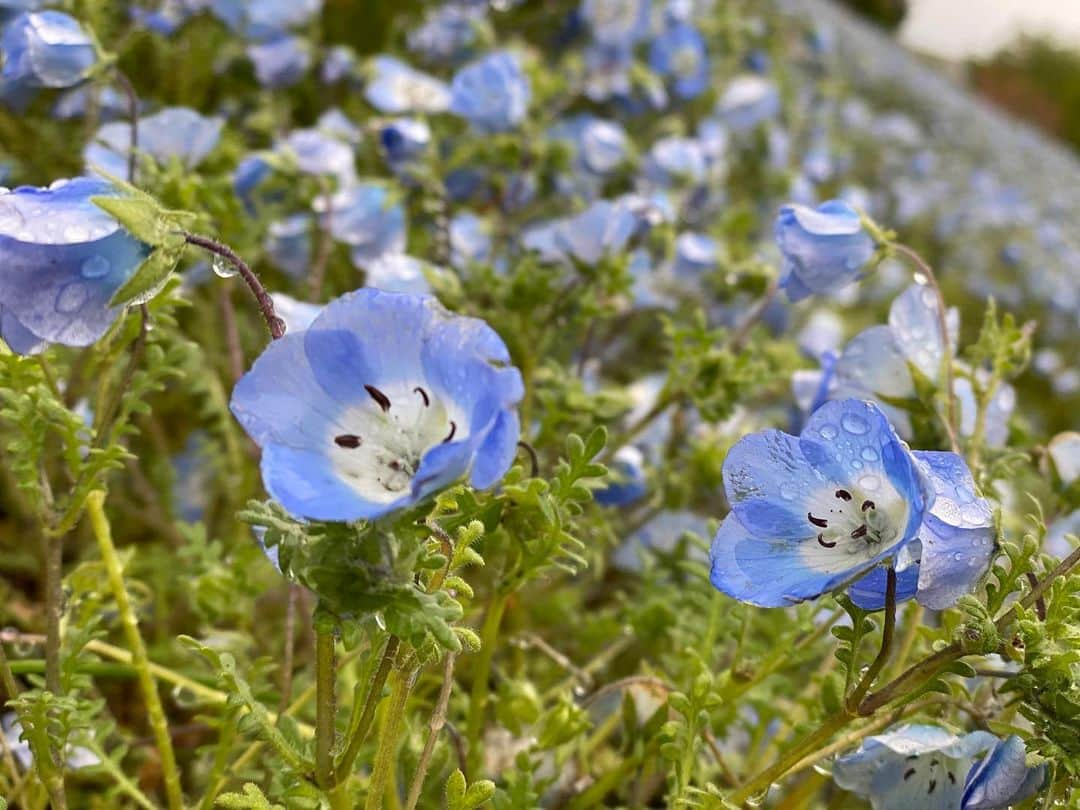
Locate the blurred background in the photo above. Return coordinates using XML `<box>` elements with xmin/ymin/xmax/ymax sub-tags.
<box><xmin>842</xmin><ymin>0</ymin><xmax>1080</xmax><ymax>153</ymax></box>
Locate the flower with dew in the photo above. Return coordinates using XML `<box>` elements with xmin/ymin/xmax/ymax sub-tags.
<box><xmin>1</xmin><ymin>11</ymin><xmax>97</xmax><ymax>90</ymax></box>
<box><xmin>0</xmin><ymin>177</ymin><xmax>151</xmax><ymax>354</ymax></box>
<box><xmin>449</xmin><ymin>51</ymin><xmax>530</xmax><ymax>134</ymax></box>
<box><xmin>846</xmin><ymin>449</ymin><xmax>995</xmax><ymax>611</ymax></box>
<box><xmin>364</xmin><ymin>56</ymin><xmax>451</xmax><ymax>115</ymax></box>
<box><xmin>649</xmin><ymin>22</ymin><xmax>709</xmax><ymax>100</ymax></box>
<box><xmin>830</xmin><ymin>284</ymin><xmax>1015</xmax><ymax>444</ymax></box>
<box><xmin>709</xmin><ymin>399</ymin><xmax>928</xmax><ymax>607</ymax></box>
<box><xmin>774</xmin><ymin>199</ymin><xmax>876</xmax><ymax>302</ymax></box>
<box><xmin>84</xmin><ymin>107</ymin><xmax>225</xmax><ymax>179</ymax></box>
<box><xmin>230</xmin><ymin>289</ymin><xmax>523</xmax><ymax>522</ymax></box>
<box><xmin>833</xmin><ymin>724</ymin><xmax>1045</xmax><ymax>810</ymax></box>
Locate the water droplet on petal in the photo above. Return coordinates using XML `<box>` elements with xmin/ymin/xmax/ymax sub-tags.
<box><xmin>858</xmin><ymin>474</ymin><xmax>880</xmax><ymax>491</ymax></box>
<box><xmin>954</xmin><ymin>484</ymin><xmax>975</xmax><ymax>504</ymax></box>
<box><xmin>211</xmin><ymin>255</ymin><xmax>237</xmax><ymax>278</ymax></box>
<box><xmin>779</xmin><ymin>481</ymin><xmax>798</xmax><ymax>501</ymax></box>
<box><xmin>819</xmin><ymin>424</ymin><xmax>838</xmax><ymax>440</ymax></box>
<box><xmin>861</xmin><ymin>447</ymin><xmax>879</xmax><ymax>461</ymax></box>
<box><xmin>841</xmin><ymin>412</ymin><xmax>869</xmax><ymax>435</ymax></box>
<box><xmin>80</xmin><ymin>255</ymin><xmax>111</xmax><ymax>279</ymax></box>
<box><xmin>55</xmin><ymin>282</ymin><xmax>90</xmax><ymax>314</ymax></box>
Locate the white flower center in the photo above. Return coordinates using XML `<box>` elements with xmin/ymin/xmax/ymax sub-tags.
<box><xmin>797</xmin><ymin>474</ymin><xmax>909</xmax><ymax>574</ymax></box>
<box><xmin>670</xmin><ymin>45</ymin><xmax>700</xmax><ymax>78</ymax></box>
<box><xmin>329</xmin><ymin>382</ymin><xmax>468</xmax><ymax>505</ymax></box>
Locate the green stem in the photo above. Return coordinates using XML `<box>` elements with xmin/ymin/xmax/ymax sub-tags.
<box><xmin>315</xmin><ymin>617</ymin><xmax>337</xmax><ymax>790</ymax></box>
<box><xmin>42</xmin><ymin>532</ymin><xmax>63</xmax><ymax>696</ymax></box>
<box><xmin>86</xmin><ymin>491</ymin><xmax>184</xmax><ymax>810</ymax></box>
<box><xmin>846</xmin><ymin>566</ymin><xmax>897</xmax><ymax>713</ymax></box>
<box><xmin>364</xmin><ymin>666</ymin><xmax>417</xmax><ymax>810</ymax></box>
<box><xmin>335</xmin><ymin>635</ymin><xmax>400</xmax><ymax>784</ymax></box>
<box><xmin>466</xmin><ymin>591</ymin><xmax>508</xmax><ymax>773</ymax></box>
<box><xmin>404</xmin><ymin>651</ymin><xmax>458</xmax><ymax>810</ymax></box>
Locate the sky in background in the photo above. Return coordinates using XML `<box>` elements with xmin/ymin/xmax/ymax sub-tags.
<box><xmin>899</xmin><ymin>0</ymin><xmax>1080</xmax><ymax>60</ymax></box>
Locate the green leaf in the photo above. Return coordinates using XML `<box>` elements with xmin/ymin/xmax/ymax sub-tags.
<box><xmin>108</xmin><ymin>245</ymin><xmax>183</xmax><ymax>307</ymax></box>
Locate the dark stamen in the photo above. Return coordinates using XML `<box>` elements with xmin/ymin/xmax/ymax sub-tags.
<box><xmin>365</xmin><ymin>384</ymin><xmax>391</xmax><ymax>412</ymax></box>
<box><xmin>334</xmin><ymin>434</ymin><xmax>362</xmax><ymax>449</ymax></box>
<box><xmin>947</xmin><ymin>772</ymin><xmax>956</xmax><ymax>785</ymax></box>
<box><xmin>443</xmin><ymin>420</ymin><xmax>457</xmax><ymax>443</ymax></box>
<box><xmin>928</xmin><ymin>780</ymin><xmax>936</xmax><ymax>795</ymax></box>
<box><xmin>861</xmin><ymin>499</ymin><xmax>875</xmax><ymax>512</ymax></box>
<box><xmin>903</xmin><ymin>768</ymin><xmax>916</xmax><ymax>780</ymax></box>
<box><xmin>388</xmin><ymin>459</ymin><xmax>403</xmax><ymax>471</ymax></box>
<box><xmin>817</xmin><ymin>534</ymin><xmax>836</xmax><ymax>549</ymax></box>
<box><xmin>808</xmin><ymin>513</ymin><xmax>829</xmax><ymax>528</ymax></box>
<box><xmin>850</xmin><ymin>525</ymin><xmax>868</xmax><ymax>539</ymax></box>
<box><xmin>835</xmin><ymin>489</ymin><xmax>852</xmax><ymax>501</ymax></box>
<box><xmin>413</xmin><ymin>386</ymin><xmax>430</xmax><ymax>407</ymax></box>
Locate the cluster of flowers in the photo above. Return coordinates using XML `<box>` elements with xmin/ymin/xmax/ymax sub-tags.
<box><xmin>0</xmin><ymin>0</ymin><xmax>1071</xmax><ymax>805</ymax></box>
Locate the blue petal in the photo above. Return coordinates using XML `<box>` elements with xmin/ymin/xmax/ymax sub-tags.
<box><xmin>962</xmin><ymin>736</ymin><xmax>1045</xmax><ymax>810</ymax></box>
<box><xmin>0</xmin><ymin>305</ymin><xmax>46</xmax><ymax>354</ymax></box>
<box><xmin>847</xmin><ymin>562</ymin><xmax>919</xmax><ymax>610</ymax></box>
<box><xmin>710</xmin><ymin>514</ymin><xmax>866</xmax><ymax>607</ymax></box>
<box><xmin>470</xmin><ymin>409</ymin><xmax>521</xmax><ymax>490</ymax></box>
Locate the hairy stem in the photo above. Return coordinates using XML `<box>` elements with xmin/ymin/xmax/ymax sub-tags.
<box><xmin>86</xmin><ymin>491</ymin><xmax>184</xmax><ymax>810</ymax></box>
<box><xmin>364</xmin><ymin>665</ymin><xmax>417</xmax><ymax>810</ymax></box>
<box><xmin>846</xmin><ymin>566</ymin><xmax>897</xmax><ymax>713</ymax></box>
<box><xmin>315</xmin><ymin>618</ymin><xmax>338</xmax><ymax>790</ymax></box>
<box><xmin>335</xmin><ymin>635</ymin><xmax>400</xmax><ymax>784</ymax></box>
<box><xmin>183</xmin><ymin>233</ymin><xmax>285</xmax><ymax>339</ymax></box>
<box><xmin>43</xmin><ymin>532</ymin><xmax>63</xmax><ymax>696</ymax></box>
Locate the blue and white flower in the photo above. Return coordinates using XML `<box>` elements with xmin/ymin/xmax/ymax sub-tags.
<box><xmin>84</xmin><ymin>107</ymin><xmax>224</xmax><ymax>178</ymax></box>
<box><xmin>1</xmin><ymin>11</ymin><xmax>97</xmax><ymax>93</ymax></box>
<box><xmin>323</xmin><ymin>182</ymin><xmax>406</xmax><ymax>269</ymax></box>
<box><xmin>774</xmin><ymin>199</ymin><xmax>876</xmax><ymax>302</ymax></box>
<box><xmin>0</xmin><ymin>177</ymin><xmax>151</xmax><ymax>354</ymax></box>
<box><xmin>581</xmin><ymin>0</ymin><xmax>650</xmax><ymax>46</ymax></box>
<box><xmin>709</xmin><ymin>399</ymin><xmax>927</xmax><ymax>607</ymax></box>
<box><xmin>247</xmin><ymin>34</ymin><xmax>310</xmax><ymax>88</ymax></box>
<box><xmin>230</xmin><ymin>289</ymin><xmax>523</xmax><ymax>522</ymax></box>
<box><xmin>717</xmin><ymin>75</ymin><xmax>780</xmax><ymax>132</ymax></box>
<box><xmin>449</xmin><ymin>51</ymin><xmax>530</xmax><ymax>133</ymax></box>
<box><xmin>649</xmin><ymin>22</ymin><xmax>709</xmax><ymax>99</ymax></box>
<box><xmin>365</xmin><ymin>56</ymin><xmax>451</xmax><ymax>114</ymax></box>
<box><xmin>833</xmin><ymin>725</ymin><xmax>1044</xmax><ymax>810</ymax></box>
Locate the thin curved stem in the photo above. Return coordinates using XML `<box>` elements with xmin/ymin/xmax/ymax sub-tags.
<box><xmin>846</xmin><ymin>566</ymin><xmax>897</xmax><ymax>713</ymax></box>
<box><xmin>111</xmin><ymin>69</ymin><xmax>139</xmax><ymax>184</ymax></box>
<box><xmin>183</xmin><ymin>233</ymin><xmax>285</xmax><ymax>339</ymax></box>
<box><xmin>334</xmin><ymin>635</ymin><xmax>400</xmax><ymax>784</ymax></box>
<box><xmin>891</xmin><ymin>244</ymin><xmax>960</xmax><ymax>453</ymax></box>
<box><xmin>465</xmin><ymin>591</ymin><xmax>508</xmax><ymax>772</ymax></box>
<box><xmin>404</xmin><ymin>651</ymin><xmax>458</xmax><ymax>810</ymax></box>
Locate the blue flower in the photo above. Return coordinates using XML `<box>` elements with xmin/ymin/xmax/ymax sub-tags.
<box><xmin>1</xmin><ymin>11</ymin><xmax>97</xmax><ymax>92</ymax></box>
<box><xmin>324</xmin><ymin>183</ymin><xmax>406</xmax><ymax>269</ymax></box>
<box><xmin>270</xmin><ymin>292</ymin><xmax>321</xmax><ymax>333</ymax></box>
<box><xmin>553</xmin><ymin>196</ymin><xmax>648</xmax><ymax>265</ymax></box>
<box><xmin>775</xmin><ymin>200</ymin><xmax>876</xmax><ymax>302</ymax></box>
<box><xmin>649</xmin><ymin>22</ymin><xmax>709</xmax><ymax>99</ymax></box>
<box><xmin>833</xmin><ymin>725</ymin><xmax>1044</xmax><ymax>810</ymax></box>
<box><xmin>709</xmin><ymin>399</ymin><xmax>928</xmax><ymax>607</ymax></box>
<box><xmin>406</xmin><ymin>4</ymin><xmax>484</xmax><ymax>64</ymax></box>
<box><xmin>364</xmin><ymin>254</ymin><xmax>433</xmax><ymax>296</ymax></box>
<box><xmin>278</xmin><ymin>127</ymin><xmax>356</xmax><ymax>188</ymax></box>
<box><xmin>0</xmin><ymin>177</ymin><xmax>151</xmax><ymax>354</ymax></box>
<box><xmin>450</xmin><ymin>212</ymin><xmax>492</xmax><ymax>269</ymax></box>
<box><xmin>379</xmin><ymin>117</ymin><xmax>431</xmax><ymax>167</ymax></box>
<box><xmin>321</xmin><ymin>45</ymin><xmax>357</xmax><ymax>84</ymax></box>
<box><xmin>365</xmin><ymin>56</ymin><xmax>450</xmax><ymax>114</ymax></box>
<box><xmin>716</xmin><ymin>75</ymin><xmax>780</xmax><ymax>132</ymax></box>
<box><xmin>84</xmin><ymin>107</ymin><xmax>224</xmax><ymax>179</ymax></box>
<box><xmin>581</xmin><ymin>0</ymin><xmax>650</xmax><ymax>46</ymax></box>
<box><xmin>264</xmin><ymin>214</ymin><xmax>312</xmax><ymax>279</ymax></box>
<box><xmin>645</xmin><ymin>136</ymin><xmax>707</xmax><ymax>187</ymax></box>
<box><xmin>583</xmin><ymin>42</ymin><xmax>632</xmax><ymax>101</ymax></box>
<box><xmin>549</xmin><ymin>115</ymin><xmax>629</xmax><ymax>176</ymax></box>
<box><xmin>230</xmin><ymin>289</ymin><xmax>524</xmax><ymax>522</ymax></box>
<box><xmin>672</xmin><ymin>232</ymin><xmax>718</xmax><ymax>277</ymax></box>
<box><xmin>53</xmin><ymin>84</ymin><xmax>130</xmax><ymax>121</ymax></box>
<box><xmin>847</xmin><ymin>450</ymin><xmax>995</xmax><ymax>611</ymax></box>
<box><xmin>207</xmin><ymin>0</ymin><xmax>321</xmax><ymax>40</ymax></box>
<box><xmin>247</xmin><ymin>34</ymin><xmax>310</xmax><ymax>88</ymax></box>
<box><xmin>595</xmin><ymin>446</ymin><xmax>647</xmax><ymax>506</ymax></box>
<box><xmin>449</xmin><ymin>51</ymin><xmax>530</xmax><ymax>133</ymax></box>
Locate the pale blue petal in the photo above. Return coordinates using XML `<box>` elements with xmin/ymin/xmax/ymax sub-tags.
<box><xmin>962</xmin><ymin>736</ymin><xmax>1045</xmax><ymax>810</ymax></box>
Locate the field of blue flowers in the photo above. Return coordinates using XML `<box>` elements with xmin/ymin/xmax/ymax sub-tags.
<box><xmin>0</xmin><ymin>0</ymin><xmax>1078</xmax><ymax>807</ymax></box>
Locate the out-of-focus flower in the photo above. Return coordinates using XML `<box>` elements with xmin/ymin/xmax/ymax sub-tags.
<box><xmin>649</xmin><ymin>22</ymin><xmax>709</xmax><ymax>99</ymax></box>
<box><xmin>1</xmin><ymin>11</ymin><xmax>97</xmax><ymax>101</ymax></box>
<box><xmin>365</xmin><ymin>56</ymin><xmax>451</xmax><ymax>114</ymax></box>
<box><xmin>84</xmin><ymin>107</ymin><xmax>224</xmax><ymax>178</ymax></box>
<box><xmin>247</xmin><ymin>34</ymin><xmax>310</xmax><ymax>88</ymax></box>
<box><xmin>774</xmin><ymin>199</ymin><xmax>875</xmax><ymax>302</ymax></box>
<box><xmin>449</xmin><ymin>51</ymin><xmax>530</xmax><ymax>133</ymax></box>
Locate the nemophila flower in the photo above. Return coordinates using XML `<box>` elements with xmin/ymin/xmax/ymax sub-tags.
<box><xmin>278</xmin><ymin>127</ymin><xmax>356</xmax><ymax>188</ymax></box>
<box><xmin>323</xmin><ymin>182</ymin><xmax>406</xmax><ymax>269</ymax></box>
<box><xmin>581</xmin><ymin>0</ymin><xmax>650</xmax><ymax>46</ymax></box>
<box><xmin>717</xmin><ymin>75</ymin><xmax>780</xmax><ymax>132</ymax></box>
<box><xmin>709</xmin><ymin>399</ymin><xmax>927</xmax><ymax>607</ymax></box>
<box><xmin>84</xmin><ymin>107</ymin><xmax>224</xmax><ymax>178</ymax></box>
<box><xmin>449</xmin><ymin>51</ymin><xmax>530</xmax><ymax>133</ymax></box>
<box><xmin>321</xmin><ymin>45</ymin><xmax>357</xmax><ymax>84</ymax></box>
<box><xmin>595</xmin><ymin>446</ymin><xmax>647</xmax><ymax>506</ymax></box>
<box><xmin>129</xmin><ymin>0</ymin><xmax>192</xmax><ymax>35</ymax></box>
<box><xmin>53</xmin><ymin>84</ymin><xmax>130</xmax><ymax>120</ymax></box>
<box><xmin>264</xmin><ymin>214</ymin><xmax>312</xmax><ymax>279</ymax></box>
<box><xmin>833</xmin><ymin>725</ymin><xmax>1044</xmax><ymax>810</ymax></box>
<box><xmin>649</xmin><ymin>22</ymin><xmax>709</xmax><ymax>99</ymax></box>
<box><xmin>1</xmin><ymin>11</ymin><xmax>97</xmax><ymax>100</ymax></box>
<box><xmin>552</xmin><ymin>196</ymin><xmax>649</xmax><ymax>266</ymax></box>
<box><xmin>645</xmin><ymin>136</ymin><xmax>707</xmax><ymax>186</ymax></box>
<box><xmin>207</xmin><ymin>0</ymin><xmax>321</xmax><ymax>40</ymax></box>
<box><xmin>0</xmin><ymin>177</ymin><xmax>151</xmax><ymax>354</ymax></box>
<box><xmin>549</xmin><ymin>115</ymin><xmax>629</xmax><ymax>176</ymax></box>
<box><xmin>1048</xmin><ymin>431</ymin><xmax>1080</xmax><ymax>487</ymax></box>
<box><xmin>379</xmin><ymin>117</ymin><xmax>431</xmax><ymax>167</ymax></box>
<box><xmin>406</xmin><ymin>3</ymin><xmax>485</xmax><ymax>64</ymax></box>
<box><xmin>270</xmin><ymin>292</ymin><xmax>320</xmax><ymax>333</ymax></box>
<box><xmin>831</xmin><ymin>284</ymin><xmax>1015</xmax><ymax>443</ymax></box>
<box><xmin>450</xmin><ymin>212</ymin><xmax>492</xmax><ymax>269</ymax></box>
<box><xmin>247</xmin><ymin>34</ymin><xmax>310</xmax><ymax>88</ymax></box>
<box><xmin>614</xmin><ymin>509</ymin><xmax>710</xmax><ymax>571</ymax></box>
<box><xmin>774</xmin><ymin>199</ymin><xmax>876</xmax><ymax>302</ymax></box>
<box><xmin>365</xmin><ymin>56</ymin><xmax>450</xmax><ymax>114</ymax></box>
<box><xmin>583</xmin><ymin>42</ymin><xmax>632</xmax><ymax>101</ymax></box>
<box><xmin>2</xmin><ymin>712</ymin><xmax>99</xmax><ymax>771</ymax></box>
<box><xmin>672</xmin><ymin>231</ymin><xmax>718</xmax><ymax>278</ymax></box>
<box><xmin>847</xmin><ymin>449</ymin><xmax>994</xmax><ymax>610</ymax></box>
<box><xmin>230</xmin><ymin>289</ymin><xmax>524</xmax><ymax>521</ymax></box>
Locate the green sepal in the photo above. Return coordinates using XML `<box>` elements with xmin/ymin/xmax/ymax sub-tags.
<box><xmin>108</xmin><ymin>244</ymin><xmax>184</xmax><ymax>307</ymax></box>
